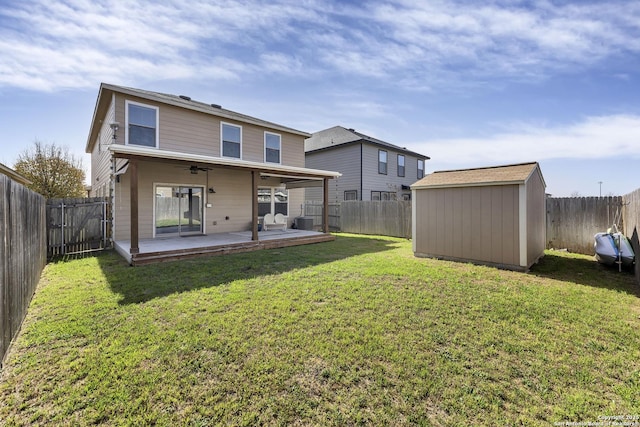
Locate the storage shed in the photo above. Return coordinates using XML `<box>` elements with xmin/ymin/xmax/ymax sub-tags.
<box><xmin>411</xmin><ymin>162</ymin><xmax>546</xmax><ymax>271</ymax></box>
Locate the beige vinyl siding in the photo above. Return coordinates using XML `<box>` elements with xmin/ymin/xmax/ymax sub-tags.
<box><xmin>101</xmin><ymin>90</ymin><xmax>315</xmax><ymax>243</ymax></box>
<box><xmin>113</xmin><ymin>94</ymin><xmax>305</xmax><ymax>167</ymax></box>
<box><xmin>287</xmin><ymin>188</ymin><xmax>304</xmax><ymax>220</ymax></box>
<box><xmin>281</xmin><ymin>133</ymin><xmax>305</xmax><ymax>167</ymax></box>
<box><xmin>113</xmin><ymin>160</ymin><xmax>303</xmax><ymax>240</ymax></box>
<box><xmin>526</xmin><ymin>170</ymin><xmax>546</xmax><ymax>266</ymax></box>
<box><xmin>305</xmin><ymin>144</ymin><xmax>362</xmax><ymax>202</ymax></box>
<box><xmin>414</xmin><ymin>185</ymin><xmax>520</xmax><ymax>266</ymax></box>
<box><xmin>114</xmin><ymin>161</ymin><xmax>252</xmax><ymax>240</ymax></box>
<box><xmin>90</xmin><ymin>96</ymin><xmax>116</xmax><ymax>195</ymax></box>
<box><xmin>159</xmin><ymin>105</ymin><xmax>219</xmax><ymax>156</ymax></box>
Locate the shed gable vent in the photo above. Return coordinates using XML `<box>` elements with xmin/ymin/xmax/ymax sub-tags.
<box><xmin>179</xmin><ymin>95</ymin><xmax>191</xmax><ymax>101</ymax></box>
<box><xmin>211</xmin><ymin>104</ymin><xmax>222</xmax><ymax>109</ymax></box>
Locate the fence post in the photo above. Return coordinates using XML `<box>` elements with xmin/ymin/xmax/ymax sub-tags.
<box><xmin>60</xmin><ymin>201</ymin><xmax>65</xmax><ymax>256</ymax></box>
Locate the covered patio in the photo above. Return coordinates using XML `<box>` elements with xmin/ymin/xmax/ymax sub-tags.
<box><xmin>115</xmin><ymin>229</ymin><xmax>334</xmax><ymax>266</ymax></box>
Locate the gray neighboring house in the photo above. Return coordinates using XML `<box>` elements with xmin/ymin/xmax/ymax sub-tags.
<box><xmin>305</xmin><ymin>126</ymin><xmax>430</xmax><ymax>202</ymax></box>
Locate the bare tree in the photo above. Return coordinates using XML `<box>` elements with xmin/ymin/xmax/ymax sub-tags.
<box><xmin>13</xmin><ymin>141</ymin><xmax>86</xmax><ymax>198</ymax></box>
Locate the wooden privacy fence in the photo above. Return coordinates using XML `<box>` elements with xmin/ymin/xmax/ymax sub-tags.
<box><xmin>1</xmin><ymin>174</ymin><xmax>46</xmax><ymax>365</ymax></box>
<box><xmin>47</xmin><ymin>197</ymin><xmax>110</xmax><ymax>258</ymax></box>
<box><xmin>341</xmin><ymin>201</ymin><xmax>412</xmax><ymax>238</ymax></box>
<box><xmin>304</xmin><ymin>200</ymin><xmax>412</xmax><ymax>238</ymax></box>
<box><xmin>546</xmin><ymin>196</ymin><xmax>623</xmax><ymax>255</ymax></box>
<box><xmin>622</xmin><ymin>189</ymin><xmax>640</xmax><ymax>284</ymax></box>
<box><xmin>303</xmin><ymin>201</ymin><xmax>341</xmax><ymax>231</ymax></box>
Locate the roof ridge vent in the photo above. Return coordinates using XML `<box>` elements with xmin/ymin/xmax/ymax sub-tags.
<box><xmin>210</xmin><ymin>103</ymin><xmax>222</xmax><ymax>108</ymax></box>
<box><xmin>179</xmin><ymin>95</ymin><xmax>191</xmax><ymax>101</ymax></box>
<box><xmin>347</xmin><ymin>128</ymin><xmax>355</xmax><ymax>131</ymax></box>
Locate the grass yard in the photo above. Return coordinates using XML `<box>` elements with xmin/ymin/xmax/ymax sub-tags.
<box><xmin>1</xmin><ymin>234</ymin><xmax>639</xmax><ymax>426</ymax></box>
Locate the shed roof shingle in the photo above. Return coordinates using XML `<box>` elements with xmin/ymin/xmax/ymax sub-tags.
<box><xmin>412</xmin><ymin>162</ymin><xmax>542</xmax><ymax>189</ymax></box>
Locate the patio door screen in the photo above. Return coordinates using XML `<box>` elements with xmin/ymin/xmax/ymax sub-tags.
<box><xmin>155</xmin><ymin>185</ymin><xmax>203</xmax><ymax>236</ymax></box>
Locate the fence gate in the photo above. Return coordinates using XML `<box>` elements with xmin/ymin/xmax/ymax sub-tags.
<box><xmin>46</xmin><ymin>197</ymin><xmax>111</xmax><ymax>258</ymax></box>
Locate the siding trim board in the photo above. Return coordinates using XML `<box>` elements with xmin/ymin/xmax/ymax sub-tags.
<box><xmin>519</xmin><ymin>183</ymin><xmax>527</xmax><ymax>268</ymax></box>
<box><xmin>412</xmin><ymin>188</ymin><xmax>417</xmax><ymax>253</ymax></box>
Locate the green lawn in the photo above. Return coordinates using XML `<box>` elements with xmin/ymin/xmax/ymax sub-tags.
<box><xmin>1</xmin><ymin>234</ymin><xmax>639</xmax><ymax>425</ymax></box>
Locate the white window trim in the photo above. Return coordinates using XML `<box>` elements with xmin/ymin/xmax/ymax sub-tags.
<box><xmin>264</xmin><ymin>131</ymin><xmax>282</xmax><ymax>164</ymax></box>
<box><xmin>125</xmin><ymin>100</ymin><xmax>159</xmax><ymax>148</ymax></box>
<box><xmin>417</xmin><ymin>159</ymin><xmax>425</xmax><ymax>179</ymax></box>
<box><xmin>258</xmin><ymin>186</ymin><xmax>289</xmax><ymax>216</ymax></box>
<box><xmin>220</xmin><ymin>122</ymin><xmax>242</xmax><ymax>159</ymax></box>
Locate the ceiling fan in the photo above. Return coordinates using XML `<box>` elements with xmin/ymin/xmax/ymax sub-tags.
<box><xmin>175</xmin><ymin>165</ymin><xmax>212</xmax><ymax>174</ymax></box>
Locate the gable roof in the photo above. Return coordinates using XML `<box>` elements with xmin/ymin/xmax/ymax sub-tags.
<box><xmin>411</xmin><ymin>162</ymin><xmax>545</xmax><ymax>189</ymax></box>
<box><xmin>305</xmin><ymin>126</ymin><xmax>430</xmax><ymax>159</ymax></box>
<box><xmin>86</xmin><ymin>83</ymin><xmax>310</xmax><ymax>153</ymax></box>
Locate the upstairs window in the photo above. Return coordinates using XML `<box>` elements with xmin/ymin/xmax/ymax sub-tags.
<box><xmin>126</xmin><ymin>101</ymin><xmax>158</xmax><ymax>148</ymax></box>
<box><xmin>221</xmin><ymin>123</ymin><xmax>242</xmax><ymax>158</ymax></box>
<box><xmin>378</xmin><ymin>150</ymin><xmax>387</xmax><ymax>175</ymax></box>
<box><xmin>397</xmin><ymin>155</ymin><xmax>405</xmax><ymax>177</ymax></box>
<box><xmin>264</xmin><ymin>132</ymin><xmax>281</xmax><ymax>164</ymax></box>
<box><xmin>417</xmin><ymin>159</ymin><xmax>425</xmax><ymax>179</ymax></box>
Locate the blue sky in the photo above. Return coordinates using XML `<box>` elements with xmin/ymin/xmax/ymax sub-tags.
<box><xmin>1</xmin><ymin>0</ymin><xmax>639</xmax><ymax>196</ymax></box>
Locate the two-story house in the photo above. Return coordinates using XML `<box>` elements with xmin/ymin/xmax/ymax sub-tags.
<box><xmin>86</xmin><ymin>83</ymin><xmax>340</xmax><ymax>264</ymax></box>
<box><xmin>304</xmin><ymin>126</ymin><xmax>430</xmax><ymax>202</ymax></box>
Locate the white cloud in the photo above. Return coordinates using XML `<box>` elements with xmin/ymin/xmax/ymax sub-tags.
<box><xmin>0</xmin><ymin>0</ymin><xmax>640</xmax><ymax>90</ymax></box>
<box><xmin>0</xmin><ymin>0</ymin><xmax>639</xmax><ymax>91</ymax></box>
<box><xmin>407</xmin><ymin>115</ymin><xmax>640</xmax><ymax>167</ymax></box>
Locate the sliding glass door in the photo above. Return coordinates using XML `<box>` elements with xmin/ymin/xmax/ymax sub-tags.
<box><xmin>155</xmin><ymin>185</ymin><xmax>203</xmax><ymax>236</ymax></box>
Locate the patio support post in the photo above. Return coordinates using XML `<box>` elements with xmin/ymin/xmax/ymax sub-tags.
<box><xmin>323</xmin><ymin>177</ymin><xmax>329</xmax><ymax>233</ymax></box>
<box><xmin>251</xmin><ymin>170</ymin><xmax>258</xmax><ymax>241</ymax></box>
<box><xmin>130</xmin><ymin>159</ymin><xmax>139</xmax><ymax>254</ymax></box>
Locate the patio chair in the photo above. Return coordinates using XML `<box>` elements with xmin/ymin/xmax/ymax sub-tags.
<box><xmin>263</xmin><ymin>213</ymin><xmax>275</xmax><ymax>230</ymax></box>
<box><xmin>274</xmin><ymin>213</ymin><xmax>287</xmax><ymax>231</ymax></box>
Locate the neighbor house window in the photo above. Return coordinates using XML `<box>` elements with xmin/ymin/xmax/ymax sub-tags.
<box><xmin>417</xmin><ymin>159</ymin><xmax>424</xmax><ymax>179</ymax></box>
<box><xmin>378</xmin><ymin>150</ymin><xmax>387</xmax><ymax>174</ymax></box>
<box><xmin>221</xmin><ymin>123</ymin><xmax>242</xmax><ymax>158</ymax></box>
<box><xmin>344</xmin><ymin>190</ymin><xmax>358</xmax><ymax>201</ymax></box>
<box><xmin>372</xmin><ymin>191</ymin><xmax>396</xmax><ymax>201</ymax></box>
<box><xmin>126</xmin><ymin>101</ymin><xmax>158</xmax><ymax>148</ymax></box>
<box><xmin>397</xmin><ymin>155</ymin><xmax>405</xmax><ymax>177</ymax></box>
<box><xmin>264</xmin><ymin>132</ymin><xmax>281</xmax><ymax>164</ymax></box>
